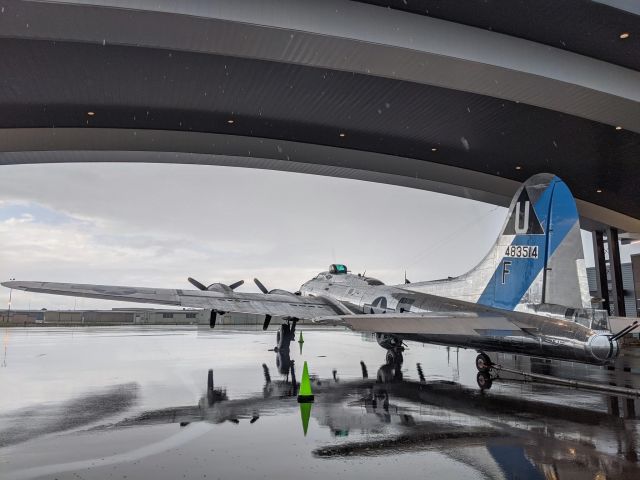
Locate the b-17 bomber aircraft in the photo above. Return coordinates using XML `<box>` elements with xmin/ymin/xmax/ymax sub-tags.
<box><xmin>4</xmin><ymin>174</ymin><xmax>639</xmax><ymax>384</ymax></box>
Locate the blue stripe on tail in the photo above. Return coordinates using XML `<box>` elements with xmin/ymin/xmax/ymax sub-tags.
<box><xmin>477</xmin><ymin>177</ymin><xmax>578</xmax><ymax>310</ymax></box>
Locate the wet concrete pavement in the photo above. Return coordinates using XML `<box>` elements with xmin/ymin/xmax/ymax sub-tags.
<box><xmin>1</xmin><ymin>325</ymin><xmax>639</xmax><ymax>479</ymax></box>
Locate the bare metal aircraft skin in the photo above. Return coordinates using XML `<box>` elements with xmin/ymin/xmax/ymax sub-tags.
<box><xmin>3</xmin><ymin>174</ymin><xmax>636</xmax><ymax>367</ymax></box>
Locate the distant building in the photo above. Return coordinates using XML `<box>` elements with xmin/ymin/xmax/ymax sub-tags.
<box><xmin>587</xmin><ymin>259</ymin><xmax>638</xmax><ymax>317</ymax></box>
<box><xmin>0</xmin><ymin>308</ymin><xmax>278</xmax><ymax>326</ymax></box>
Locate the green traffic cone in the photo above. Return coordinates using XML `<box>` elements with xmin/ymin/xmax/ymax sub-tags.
<box><xmin>298</xmin><ymin>331</ymin><xmax>304</xmax><ymax>343</ymax></box>
<box><xmin>297</xmin><ymin>361</ymin><xmax>314</xmax><ymax>402</ymax></box>
<box><xmin>299</xmin><ymin>401</ymin><xmax>312</xmax><ymax>436</ymax></box>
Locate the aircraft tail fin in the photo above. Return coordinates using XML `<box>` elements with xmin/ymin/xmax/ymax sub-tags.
<box><xmin>408</xmin><ymin>173</ymin><xmax>591</xmax><ymax>310</ymax></box>
<box><xmin>476</xmin><ymin>173</ymin><xmax>591</xmax><ymax>310</ymax></box>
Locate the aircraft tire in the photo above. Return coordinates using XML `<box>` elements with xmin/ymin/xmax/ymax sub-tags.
<box><xmin>386</xmin><ymin>349</ymin><xmax>403</xmax><ymax>365</ymax></box>
<box><xmin>475</xmin><ymin>353</ymin><xmax>492</xmax><ymax>372</ymax></box>
<box><xmin>476</xmin><ymin>371</ymin><xmax>493</xmax><ymax>390</ymax></box>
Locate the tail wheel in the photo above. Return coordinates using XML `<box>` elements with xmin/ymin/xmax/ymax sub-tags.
<box><xmin>475</xmin><ymin>353</ymin><xmax>492</xmax><ymax>372</ymax></box>
<box><xmin>477</xmin><ymin>371</ymin><xmax>493</xmax><ymax>390</ymax></box>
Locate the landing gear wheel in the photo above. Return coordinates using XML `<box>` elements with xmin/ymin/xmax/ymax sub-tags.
<box><xmin>386</xmin><ymin>349</ymin><xmax>403</xmax><ymax>365</ymax></box>
<box><xmin>277</xmin><ymin>324</ymin><xmax>291</xmax><ymax>350</ymax></box>
<box><xmin>477</xmin><ymin>371</ymin><xmax>493</xmax><ymax>390</ymax></box>
<box><xmin>475</xmin><ymin>353</ymin><xmax>492</xmax><ymax>372</ymax></box>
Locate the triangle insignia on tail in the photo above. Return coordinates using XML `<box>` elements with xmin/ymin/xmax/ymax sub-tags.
<box><xmin>502</xmin><ymin>188</ymin><xmax>544</xmax><ymax>235</ymax></box>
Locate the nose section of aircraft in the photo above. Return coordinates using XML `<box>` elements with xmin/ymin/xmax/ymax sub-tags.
<box><xmin>588</xmin><ymin>334</ymin><xmax>618</xmax><ymax>363</ymax></box>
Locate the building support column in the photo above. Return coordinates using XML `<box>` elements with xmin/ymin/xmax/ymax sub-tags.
<box><xmin>607</xmin><ymin>227</ymin><xmax>626</xmax><ymax>317</ymax></box>
<box><xmin>592</xmin><ymin>230</ymin><xmax>610</xmax><ymax>314</ymax></box>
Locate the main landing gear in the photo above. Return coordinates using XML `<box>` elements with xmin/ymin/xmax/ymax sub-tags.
<box><xmin>274</xmin><ymin>318</ymin><xmax>298</xmax><ymax>352</ymax></box>
<box><xmin>376</xmin><ymin>333</ymin><xmax>405</xmax><ymax>365</ymax></box>
<box><xmin>475</xmin><ymin>352</ymin><xmax>494</xmax><ymax>391</ymax></box>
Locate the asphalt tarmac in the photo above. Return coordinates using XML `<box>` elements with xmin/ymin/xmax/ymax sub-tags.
<box><xmin>1</xmin><ymin>325</ymin><xmax>639</xmax><ymax>479</ymax></box>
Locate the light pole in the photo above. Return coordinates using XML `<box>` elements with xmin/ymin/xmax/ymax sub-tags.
<box><xmin>7</xmin><ymin>278</ymin><xmax>15</xmax><ymax>323</ymax></box>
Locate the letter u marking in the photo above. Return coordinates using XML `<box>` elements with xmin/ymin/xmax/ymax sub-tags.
<box><xmin>515</xmin><ymin>201</ymin><xmax>530</xmax><ymax>234</ymax></box>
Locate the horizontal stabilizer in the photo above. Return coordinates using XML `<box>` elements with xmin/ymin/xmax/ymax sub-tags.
<box><xmin>314</xmin><ymin>313</ymin><xmax>524</xmax><ymax>337</ymax></box>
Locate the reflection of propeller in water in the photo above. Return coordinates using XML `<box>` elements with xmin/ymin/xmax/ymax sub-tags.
<box><xmin>360</xmin><ymin>361</ymin><xmax>368</xmax><ymax>379</ymax></box>
<box><xmin>262</xmin><ymin>363</ymin><xmax>271</xmax><ymax>384</ymax></box>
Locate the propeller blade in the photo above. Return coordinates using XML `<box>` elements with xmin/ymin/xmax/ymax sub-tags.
<box><xmin>228</xmin><ymin>280</ymin><xmax>244</xmax><ymax>290</ymax></box>
<box><xmin>263</xmin><ymin>314</ymin><xmax>272</xmax><ymax>330</ymax></box>
<box><xmin>254</xmin><ymin>278</ymin><xmax>269</xmax><ymax>294</ymax></box>
<box><xmin>209</xmin><ymin>310</ymin><xmax>217</xmax><ymax>328</ymax></box>
<box><xmin>262</xmin><ymin>363</ymin><xmax>271</xmax><ymax>384</ymax></box>
<box><xmin>188</xmin><ymin>277</ymin><xmax>208</xmax><ymax>291</ymax></box>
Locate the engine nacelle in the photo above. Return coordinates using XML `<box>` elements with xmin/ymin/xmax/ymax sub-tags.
<box><xmin>206</xmin><ymin>283</ymin><xmax>233</xmax><ymax>293</ymax></box>
<box><xmin>269</xmin><ymin>289</ymin><xmax>298</xmax><ymax>297</ymax></box>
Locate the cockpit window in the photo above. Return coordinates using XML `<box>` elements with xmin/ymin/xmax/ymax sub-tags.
<box><xmin>365</xmin><ymin>278</ymin><xmax>384</xmax><ymax>286</ymax></box>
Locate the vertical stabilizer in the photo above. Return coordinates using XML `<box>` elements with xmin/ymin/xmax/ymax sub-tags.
<box><xmin>407</xmin><ymin>173</ymin><xmax>591</xmax><ymax>310</ymax></box>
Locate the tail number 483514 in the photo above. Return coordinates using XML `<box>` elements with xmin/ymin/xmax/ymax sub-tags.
<box><xmin>504</xmin><ymin>245</ymin><xmax>538</xmax><ymax>259</ymax></box>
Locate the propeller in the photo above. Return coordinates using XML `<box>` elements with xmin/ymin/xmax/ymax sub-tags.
<box><xmin>188</xmin><ymin>277</ymin><xmax>207</xmax><ymax>290</ymax></box>
<box><xmin>227</xmin><ymin>280</ymin><xmax>244</xmax><ymax>290</ymax></box>
<box><xmin>254</xmin><ymin>278</ymin><xmax>269</xmax><ymax>294</ymax></box>
<box><xmin>188</xmin><ymin>277</ymin><xmax>244</xmax><ymax>291</ymax></box>
<box><xmin>253</xmin><ymin>279</ymin><xmax>272</xmax><ymax>329</ymax></box>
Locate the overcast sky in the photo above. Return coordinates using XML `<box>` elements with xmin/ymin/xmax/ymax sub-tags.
<box><xmin>1</xmin><ymin>163</ymin><xmax>638</xmax><ymax>310</ymax></box>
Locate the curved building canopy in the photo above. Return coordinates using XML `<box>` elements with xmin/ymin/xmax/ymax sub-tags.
<box><xmin>1</xmin><ymin>0</ymin><xmax>639</xmax><ymax>232</ymax></box>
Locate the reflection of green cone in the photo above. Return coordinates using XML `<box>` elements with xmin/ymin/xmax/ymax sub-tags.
<box><xmin>299</xmin><ymin>340</ymin><xmax>304</xmax><ymax>355</ymax></box>
<box><xmin>299</xmin><ymin>401</ymin><xmax>312</xmax><ymax>436</ymax></box>
<box><xmin>297</xmin><ymin>361</ymin><xmax>314</xmax><ymax>402</ymax></box>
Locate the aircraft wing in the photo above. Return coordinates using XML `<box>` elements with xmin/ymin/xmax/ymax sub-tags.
<box><xmin>1</xmin><ymin>281</ymin><xmax>349</xmax><ymax>319</ymax></box>
<box><xmin>314</xmin><ymin>312</ymin><xmax>526</xmax><ymax>337</ymax></box>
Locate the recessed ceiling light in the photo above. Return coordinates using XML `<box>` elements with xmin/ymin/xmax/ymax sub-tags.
<box><xmin>339</xmin><ymin>132</ymin><xmax>346</xmax><ymax>137</ymax></box>
<box><xmin>615</xmin><ymin>126</ymin><xmax>623</xmax><ymax>130</ymax></box>
<box><xmin>596</xmin><ymin>189</ymin><xmax>602</xmax><ymax>193</ymax></box>
<box><xmin>431</xmin><ymin>147</ymin><xmax>437</xmax><ymax>152</ymax></box>
<box><xmin>227</xmin><ymin>119</ymin><xmax>234</xmax><ymax>124</ymax></box>
<box><xmin>619</xmin><ymin>32</ymin><xmax>630</xmax><ymax>39</ymax></box>
<box><xmin>515</xmin><ymin>166</ymin><xmax>522</xmax><ymax>170</ymax></box>
<box><xmin>87</xmin><ymin>111</ymin><xmax>95</xmax><ymax>116</ymax></box>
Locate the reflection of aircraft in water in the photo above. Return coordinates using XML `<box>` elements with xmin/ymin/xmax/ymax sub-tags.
<box><xmin>4</xmin><ymin>174</ymin><xmax>639</xmax><ymax>386</ymax></box>
<box><xmin>109</xmin><ymin>353</ymin><xmax>639</xmax><ymax>479</ymax></box>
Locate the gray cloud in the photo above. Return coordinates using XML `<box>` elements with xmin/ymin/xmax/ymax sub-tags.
<box><xmin>1</xmin><ymin>163</ymin><xmax>635</xmax><ymax>310</ymax></box>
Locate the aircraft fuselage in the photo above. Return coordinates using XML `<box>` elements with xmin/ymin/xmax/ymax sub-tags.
<box><xmin>300</xmin><ymin>271</ymin><xmax>619</xmax><ymax>365</ymax></box>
